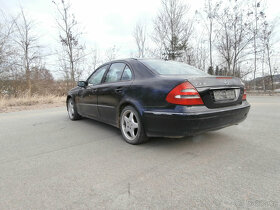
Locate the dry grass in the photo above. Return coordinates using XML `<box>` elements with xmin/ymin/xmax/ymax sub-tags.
<box><xmin>0</xmin><ymin>95</ymin><xmax>65</xmax><ymax>113</ymax></box>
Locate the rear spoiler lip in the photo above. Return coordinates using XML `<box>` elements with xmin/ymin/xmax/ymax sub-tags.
<box><xmin>196</xmin><ymin>86</ymin><xmax>243</xmax><ymax>91</ymax></box>
<box><xmin>208</xmin><ymin>86</ymin><xmax>241</xmax><ymax>90</ymax></box>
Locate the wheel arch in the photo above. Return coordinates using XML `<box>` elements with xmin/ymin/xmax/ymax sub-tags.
<box><xmin>66</xmin><ymin>94</ymin><xmax>77</xmax><ymax>109</ymax></box>
<box><xmin>117</xmin><ymin>99</ymin><xmax>144</xmax><ymax>128</ymax></box>
<box><xmin>66</xmin><ymin>95</ymin><xmax>71</xmax><ymax>109</ymax></box>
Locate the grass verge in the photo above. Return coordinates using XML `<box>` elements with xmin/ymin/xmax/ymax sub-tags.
<box><xmin>0</xmin><ymin>95</ymin><xmax>65</xmax><ymax>113</ymax></box>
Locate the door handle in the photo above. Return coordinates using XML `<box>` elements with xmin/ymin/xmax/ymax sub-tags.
<box><xmin>115</xmin><ymin>87</ymin><xmax>123</xmax><ymax>93</ymax></box>
<box><xmin>91</xmin><ymin>88</ymin><xmax>97</xmax><ymax>93</ymax></box>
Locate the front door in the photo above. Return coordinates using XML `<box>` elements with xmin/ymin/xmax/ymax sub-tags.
<box><xmin>77</xmin><ymin>65</ymin><xmax>108</xmax><ymax>118</ymax></box>
<box><xmin>98</xmin><ymin>63</ymin><xmax>133</xmax><ymax>125</ymax></box>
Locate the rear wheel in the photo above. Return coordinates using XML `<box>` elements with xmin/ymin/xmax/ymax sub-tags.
<box><xmin>67</xmin><ymin>98</ymin><xmax>81</xmax><ymax>120</ymax></box>
<box><xmin>120</xmin><ymin>106</ymin><xmax>148</xmax><ymax>145</ymax></box>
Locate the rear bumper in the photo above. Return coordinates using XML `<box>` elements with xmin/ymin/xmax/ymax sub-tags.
<box><xmin>143</xmin><ymin>101</ymin><xmax>250</xmax><ymax>137</ymax></box>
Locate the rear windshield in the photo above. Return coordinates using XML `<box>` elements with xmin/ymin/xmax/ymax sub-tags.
<box><xmin>140</xmin><ymin>59</ymin><xmax>208</xmax><ymax>76</ymax></box>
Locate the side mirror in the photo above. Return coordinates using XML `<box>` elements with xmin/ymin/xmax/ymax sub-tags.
<box><xmin>77</xmin><ymin>81</ymin><xmax>87</xmax><ymax>88</ymax></box>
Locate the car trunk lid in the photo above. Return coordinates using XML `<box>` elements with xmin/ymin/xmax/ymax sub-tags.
<box><xmin>187</xmin><ymin>76</ymin><xmax>244</xmax><ymax>108</ymax></box>
<box><xmin>160</xmin><ymin>75</ymin><xmax>245</xmax><ymax>108</ymax></box>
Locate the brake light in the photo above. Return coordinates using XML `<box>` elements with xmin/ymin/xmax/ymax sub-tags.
<box><xmin>166</xmin><ymin>82</ymin><xmax>204</xmax><ymax>105</ymax></box>
<box><xmin>242</xmin><ymin>89</ymin><xmax>247</xmax><ymax>100</ymax></box>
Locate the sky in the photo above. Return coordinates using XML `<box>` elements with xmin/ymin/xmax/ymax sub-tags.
<box><xmin>0</xmin><ymin>0</ymin><xmax>163</xmax><ymax>59</ymax></box>
<box><xmin>1</xmin><ymin>0</ymin><xmax>280</xmax><ymax>79</ymax></box>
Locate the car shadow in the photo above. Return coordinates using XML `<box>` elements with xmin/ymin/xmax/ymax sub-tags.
<box><xmin>75</xmin><ymin>117</ymin><xmax>231</xmax><ymax>148</ymax></box>
<box><xmin>79</xmin><ymin>117</ymin><xmax>122</xmax><ymax>136</ymax></box>
<box><xmin>145</xmin><ymin>132</ymin><xmax>228</xmax><ymax>147</ymax></box>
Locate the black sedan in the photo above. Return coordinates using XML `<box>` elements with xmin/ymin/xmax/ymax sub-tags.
<box><xmin>66</xmin><ymin>59</ymin><xmax>250</xmax><ymax>144</ymax></box>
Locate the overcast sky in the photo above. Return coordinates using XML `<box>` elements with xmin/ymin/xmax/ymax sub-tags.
<box><xmin>1</xmin><ymin>0</ymin><xmax>279</xmax><ymax>78</ymax></box>
<box><xmin>1</xmin><ymin>0</ymin><xmax>163</xmax><ymax>58</ymax></box>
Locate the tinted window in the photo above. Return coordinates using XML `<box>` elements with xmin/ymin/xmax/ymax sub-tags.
<box><xmin>121</xmin><ymin>65</ymin><xmax>132</xmax><ymax>81</ymax></box>
<box><xmin>105</xmin><ymin>63</ymin><xmax>126</xmax><ymax>83</ymax></box>
<box><xmin>140</xmin><ymin>59</ymin><xmax>208</xmax><ymax>76</ymax></box>
<box><xmin>88</xmin><ymin>65</ymin><xmax>108</xmax><ymax>85</ymax></box>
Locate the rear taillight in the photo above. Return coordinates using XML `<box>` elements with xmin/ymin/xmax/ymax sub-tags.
<box><xmin>166</xmin><ymin>82</ymin><xmax>204</xmax><ymax>105</ymax></box>
<box><xmin>242</xmin><ymin>89</ymin><xmax>247</xmax><ymax>100</ymax></box>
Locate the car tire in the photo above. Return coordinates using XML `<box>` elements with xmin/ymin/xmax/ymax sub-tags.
<box><xmin>67</xmin><ymin>98</ymin><xmax>81</xmax><ymax>121</ymax></box>
<box><xmin>120</xmin><ymin>106</ymin><xmax>148</xmax><ymax>145</ymax></box>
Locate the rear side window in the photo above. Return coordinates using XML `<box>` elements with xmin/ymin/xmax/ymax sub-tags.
<box><xmin>121</xmin><ymin>65</ymin><xmax>132</xmax><ymax>81</ymax></box>
<box><xmin>140</xmin><ymin>59</ymin><xmax>208</xmax><ymax>76</ymax></box>
<box><xmin>105</xmin><ymin>63</ymin><xmax>126</xmax><ymax>83</ymax></box>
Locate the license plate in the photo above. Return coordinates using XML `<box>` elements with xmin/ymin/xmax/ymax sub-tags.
<box><xmin>213</xmin><ymin>89</ymin><xmax>236</xmax><ymax>101</ymax></box>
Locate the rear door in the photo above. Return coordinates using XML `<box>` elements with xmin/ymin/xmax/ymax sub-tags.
<box><xmin>77</xmin><ymin>65</ymin><xmax>108</xmax><ymax>118</ymax></box>
<box><xmin>98</xmin><ymin>63</ymin><xmax>133</xmax><ymax>125</ymax></box>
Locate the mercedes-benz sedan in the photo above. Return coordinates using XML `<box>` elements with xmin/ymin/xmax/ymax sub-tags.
<box><xmin>66</xmin><ymin>59</ymin><xmax>250</xmax><ymax>144</ymax></box>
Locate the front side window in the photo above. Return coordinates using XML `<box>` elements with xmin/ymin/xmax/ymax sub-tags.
<box><xmin>105</xmin><ymin>63</ymin><xmax>126</xmax><ymax>83</ymax></box>
<box><xmin>88</xmin><ymin>65</ymin><xmax>108</xmax><ymax>85</ymax></box>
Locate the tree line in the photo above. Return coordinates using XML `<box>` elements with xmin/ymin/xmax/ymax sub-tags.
<box><xmin>0</xmin><ymin>0</ymin><xmax>279</xmax><ymax>98</ymax></box>
<box><xmin>134</xmin><ymin>0</ymin><xmax>279</xmax><ymax>90</ymax></box>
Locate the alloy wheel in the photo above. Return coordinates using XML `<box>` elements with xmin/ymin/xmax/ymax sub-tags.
<box><xmin>68</xmin><ymin>100</ymin><xmax>75</xmax><ymax>119</ymax></box>
<box><xmin>121</xmin><ymin>110</ymin><xmax>139</xmax><ymax>141</ymax></box>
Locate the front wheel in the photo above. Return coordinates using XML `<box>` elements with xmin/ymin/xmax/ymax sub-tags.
<box><xmin>120</xmin><ymin>106</ymin><xmax>148</xmax><ymax>145</ymax></box>
<box><xmin>67</xmin><ymin>98</ymin><xmax>81</xmax><ymax>120</ymax></box>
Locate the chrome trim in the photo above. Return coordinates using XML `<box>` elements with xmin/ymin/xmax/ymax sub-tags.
<box><xmin>79</xmin><ymin>103</ymin><xmax>98</xmax><ymax>106</ymax></box>
<box><xmin>209</xmin><ymin>86</ymin><xmax>240</xmax><ymax>90</ymax></box>
<box><xmin>78</xmin><ymin>103</ymin><xmax>115</xmax><ymax>109</ymax></box>
<box><xmin>144</xmin><ymin>103</ymin><xmax>250</xmax><ymax>116</ymax></box>
<box><xmin>98</xmin><ymin>104</ymin><xmax>115</xmax><ymax>109</ymax></box>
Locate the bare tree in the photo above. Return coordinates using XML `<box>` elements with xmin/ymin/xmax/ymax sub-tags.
<box><xmin>202</xmin><ymin>0</ymin><xmax>220</xmax><ymax>70</ymax></box>
<box><xmin>191</xmin><ymin>35</ymin><xmax>209</xmax><ymax>71</ymax></box>
<box><xmin>13</xmin><ymin>8</ymin><xmax>42</xmax><ymax>96</ymax></box>
<box><xmin>84</xmin><ymin>46</ymin><xmax>101</xmax><ymax>77</ymax></box>
<box><xmin>91</xmin><ymin>47</ymin><xmax>101</xmax><ymax>70</ymax></box>
<box><xmin>261</xmin><ymin>20</ymin><xmax>278</xmax><ymax>90</ymax></box>
<box><xmin>133</xmin><ymin>21</ymin><xmax>146</xmax><ymax>58</ymax></box>
<box><xmin>53</xmin><ymin>0</ymin><xmax>85</xmax><ymax>86</ymax></box>
<box><xmin>105</xmin><ymin>45</ymin><xmax>119</xmax><ymax>62</ymax></box>
<box><xmin>215</xmin><ymin>0</ymin><xmax>253</xmax><ymax>76</ymax></box>
<box><xmin>0</xmin><ymin>11</ymin><xmax>15</xmax><ymax>78</ymax></box>
<box><xmin>249</xmin><ymin>0</ymin><xmax>266</xmax><ymax>89</ymax></box>
<box><xmin>153</xmin><ymin>0</ymin><xmax>193</xmax><ymax>60</ymax></box>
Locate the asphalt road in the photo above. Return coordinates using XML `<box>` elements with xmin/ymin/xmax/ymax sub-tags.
<box><xmin>0</xmin><ymin>96</ymin><xmax>279</xmax><ymax>209</ymax></box>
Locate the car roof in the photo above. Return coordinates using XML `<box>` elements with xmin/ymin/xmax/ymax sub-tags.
<box><xmin>103</xmin><ymin>58</ymin><xmax>165</xmax><ymax>64</ymax></box>
<box><xmin>96</xmin><ymin>58</ymin><xmax>155</xmax><ymax>79</ymax></box>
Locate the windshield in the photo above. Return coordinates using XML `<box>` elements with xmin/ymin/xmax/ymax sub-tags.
<box><xmin>140</xmin><ymin>59</ymin><xmax>208</xmax><ymax>76</ymax></box>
